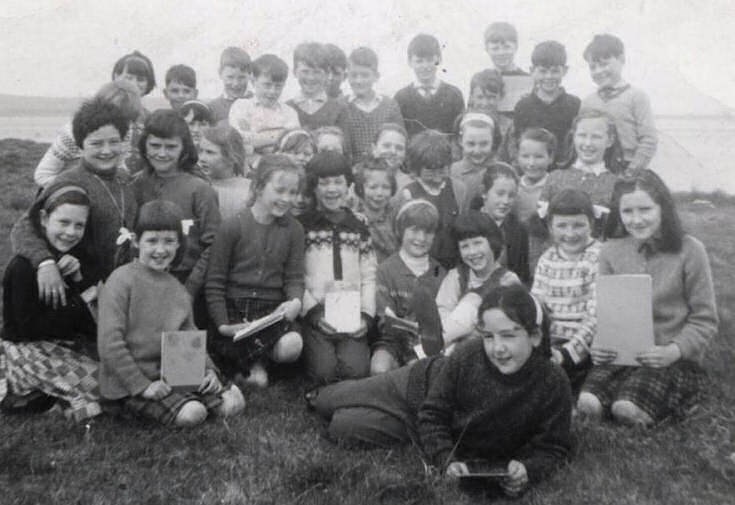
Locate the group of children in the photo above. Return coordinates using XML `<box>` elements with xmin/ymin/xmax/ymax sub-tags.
<box><xmin>0</xmin><ymin>23</ymin><xmax>719</xmax><ymax>498</ymax></box>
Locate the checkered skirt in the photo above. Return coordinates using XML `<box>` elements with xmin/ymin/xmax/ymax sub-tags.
<box><xmin>122</xmin><ymin>390</ymin><xmax>223</xmax><ymax>426</ymax></box>
<box><xmin>1</xmin><ymin>339</ymin><xmax>101</xmax><ymax>421</ymax></box>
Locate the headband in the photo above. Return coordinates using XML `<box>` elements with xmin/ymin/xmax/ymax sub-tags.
<box><xmin>43</xmin><ymin>185</ymin><xmax>88</xmax><ymax>211</ymax></box>
<box><xmin>279</xmin><ymin>129</ymin><xmax>312</xmax><ymax>151</ymax></box>
<box><xmin>530</xmin><ymin>294</ymin><xmax>544</xmax><ymax>327</ymax></box>
<box><xmin>459</xmin><ymin>112</ymin><xmax>495</xmax><ymax>131</ymax></box>
<box><xmin>395</xmin><ymin>198</ymin><xmax>438</xmax><ymax>222</ymax></box>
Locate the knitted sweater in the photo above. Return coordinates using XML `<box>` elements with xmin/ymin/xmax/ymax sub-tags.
<box><xmin>345</xmin><ymin>96</ymin><xmax>404</xmax><ymax>161</ymax></box>
<box><xmin>417</xmin><ymin>339</ymin><xmax>572</xmax><ymax>482</ymax></box>
<box><xmin>513</xmin><ymin>89</ymin><xmax>581</xmax><ymax>162</ymax></box>
<box><xmin>286</xmin><ymin>97</ymin><xmax>351</xmax><ymax>138</ymax></box>
<box><xmin>582</xmin><ymin>85</ymin><xmax>657</xmax><ymax>170</ymax></box>
<box><xmin>394</xmin><ymin>82</ymin><xmax>465</xmax><ymax>137</ymax></box>
<box><xmin>540</xmin><ymin>167</ymin><xmax>619</xmax><ymax>208</ymax></box>
<box><xmin>298</xmin><ymin>209</ymin><xmax>377</xmax><ymax>318</ymax></box>
<box><xmin>205</xmin><ymin>209</ymin><xmax>305</xmax><ymax>328</ymax></box>
<box><xmin>98</xmin><ymin>261</ymin><xmax>214</xmax><ymax>399</ymax></box>
<box><xmin>531</xmin><ymin>241</ymin><xmax>601</xmax><ymax>364</ymax></box>
<box><xmin>598</xmin><ymin>235</ymin><xmax>717</xmax><ymax>364</ymax></box>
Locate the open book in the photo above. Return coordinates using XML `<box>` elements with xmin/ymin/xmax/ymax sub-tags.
<box><xmin>233</xmin><ymin>310</ymin><xmax>285</xmax><ymax>342</ymax></box>
<box><xmin>160</xmin><ymin>330</ymin><xmax>206</xmax><ymax>391</ymax></box>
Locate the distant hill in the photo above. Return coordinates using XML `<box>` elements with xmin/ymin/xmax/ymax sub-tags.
<box><xmin>0</xmin><ymin>94</ymin><xmax>169</xmax><ymax>117</ymax></box>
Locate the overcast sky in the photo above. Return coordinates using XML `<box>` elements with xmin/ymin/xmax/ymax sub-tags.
<box><xmin>2</xmin><ymin>0</ymin><xmax>734</xmax><ymax>115</ymax></box>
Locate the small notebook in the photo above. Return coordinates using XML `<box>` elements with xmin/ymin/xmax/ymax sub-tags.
<box><xmin>160</xmin><ymin>330</ymin><xmax>206</xmax><ymax>391</ymax></box>
<box><xmin>324</xmin><ymin>281</ymin><xmax>361</xmax><ymax>333</ymax></box>
<box><xmin>233</xmin><ymin>310</ymin><xmax>285</xmax><ymax>342</ymax></box>
<box><xmin>496</xmin><ymin>75</ymin><xmax>534</xmax><ymax>113</ymax></box>
<box><xmin>594</xmin><ymin>275</ymin><xmax>655</xmax><ymax>366</ymax></box>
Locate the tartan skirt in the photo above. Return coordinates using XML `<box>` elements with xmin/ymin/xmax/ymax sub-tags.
<box><xmin>1</xmin><ymin>339</ymin><xmax>101</xmax><ymax>421</ymax></box>
<box><xmin>122</xmin><ymin>390</ymin><xmax>223</xmax><ymax>426</ymax></box>
<box><xmin>581</xmin><ymin>360</ymin><xmax>706</xmax><ymax>422</ymax></box>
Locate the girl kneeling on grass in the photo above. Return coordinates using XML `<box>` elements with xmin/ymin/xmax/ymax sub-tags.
<box><xmin>309</xmin><ymin>284</ymin><xmax>571</xmax><ymax>497</ymax></box>
<box><xmin>206</xmin><ymin>154</ymin><xmax>305</xmax><ymax>388</ymax></box>
<box><xmin>578</xmin><ymin>170</ymin><xmax>718</xmax><ymax>426</ymax></box>
<box><xmin>2</xmin><ymin>184</ymin><xmax>102</xmax><ymax>420</ymax></box>
<box><xmin>98</xmin><ymin>200</ymin><xmax>244</xmax><ymax>428</ymax></box>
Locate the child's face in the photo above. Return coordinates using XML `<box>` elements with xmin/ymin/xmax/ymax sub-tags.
<box><xmin>81</xmin><ymin>124</ymin><xmax>124</xmax><ymax>174</ymax></box>
<box><xmin>550</xmin><ymin>214</ymin><xmax>592</xmax><ymax>257</ymax></box>
<box><xmin>284</xmin><ymin>144</ymin><xmax>314</xmax><ymax>169</ymax></box>
<box><xmin>401</xmin><ymin>225</ymin><xmax>435</xmax><ymax>259</ymax></box>
<box><xmin>469</xmin><ymin>87</ymin><xmax>501</xmax><ymax>113</ymax></box>
<box><xmin>220</xmin><ymin>65</ymin><xmax>250</xmax><ymax>99</ymax></box>
<box><xmin>619</xmin><ymin>189</ymin><xmax>662</xmax><ymax>242</ymax></box>
<box><xmin>326</xmin><ymin>66</ymin><xmax>346</xmax><ymax>97</ymax></box>
<box><xmin>479</xmin><ymin>308</ymin><xmax>539</xmax><ymax>375</ymax></box>
<box><xmin>183</xmin><ymin>110</ymin><xmax>210</xmax><ymax>149</ymax></box>
<box><xmin>485</xmin><ymin>39</ymin><xmax>518</xmax><ymax>72</ymax></box>
<box><xmin>408</xmin><ymin>54</ymin><xmax>439</xmax><ymax>84</ymax></box>
<box><xmin>114</xmin><ymin>66</ymin><xmax>148</xmax><ymax>96</ymax></box>
<box><xmin>291</xmin><ymin>187</ymin><xmax>314</xmax><ymax>216</ymax></box>
<box><xmin>257</xmin><ymin>170</ymin><xmax>300</xmax><ymax>218</ymax></box>
<box><xmin>517</xmin><ymin>139</ymin><xmax>552</xmax><ymax>182</ymax></box>
<box><xmin>347</xmin><ymin>64</ymin><xmax>378</xmax><ymax>98</ymax></box>
<box><xmin>418</xmin><ymin>165</ymin><xmax>449</xmax><ymax>191</ymax></box>
<box><xmin>294</xmin><ymin>61</ymin><xmax>327</xmax><ymax>97</ymax></box>
<box><xmin>573</xmin><ymin>117</ymin><xmax>613</xmax><ymax>166</ymax></box>
<box><xmin>588</xmin><ymin>56</ymin><xmax>624</xmax><ymax>89</ymax></box>
<box><xmin>146</xmin><ymin>135</ymin><xmax>184</xmax><ymax>177</ymax></box>
<box><xmin>483</xmin><ymin>176</ymin><xmax>518</xmax><ymax>223</ymax></box>
<box><xmin>461</xmin><ymin>125</ymin><xmax>494</xmax><ymax>167</ymax></box>
<box><xmin>164</xmin><ymin>81</ymin><xmax>198</xmax><ymax>111</ymax></box>
<box><xmin>315</xmin><ymin>175</ymin><xmax>349</xmax><ymax>212</ymax></box>
<box><xmin>458</xmin><ymin>236</ymin><xmax>495</xmax><ymax>276</ymax></box>
<box><xmin>40</xmin><ymin>204</ymin><xmax>89</xmax><ymax>253</ymax></box>
<box><xmin>253</xmin><ymin>74</ymin><xmax>285</xmax><ymax>107</ymax></box>
<box><xmin>362</xmin><ymin>169</ymin><xmax>392</xmax><ymax>213</ymax></box>
<box><xmin>135</xmin><ymin>230</ymin><xmax>179</xmax><ymax>272</ymax></box>
<box><xmin>198</xmin><ymin>137</ymin><xmax>231</xmax><ymax>180</ymax></box>
<box><xmin>316</xmin><ymin>133</ymin><xmax>344</xmax><ymax>154</ymax></box>
<box><xmin>372</xmin><ymin>130</ymin><xmax>406</xmax><ymax>170</ymax></box>
<box><xmin>530</xmin><ymin>65</ymin><xmax>567</xmax><ymax>95</ymax></box>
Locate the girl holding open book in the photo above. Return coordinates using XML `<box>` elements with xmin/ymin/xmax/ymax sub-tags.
<box><xmin>578</xmin><ymin>170</ymin><xmax>718</xmax><ymax>426</ymax></box>
<box><xmin>205</xmin><ymin>154</ymin><xmax>305</xmax><ymax>388</ymax></box>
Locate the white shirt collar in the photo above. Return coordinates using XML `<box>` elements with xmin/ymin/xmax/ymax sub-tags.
<box><xmin>573</xmin><ymin>159</ymin><xmax>608</xmax><ymax>176</ymax></box>
<box><xmin>413</xmin><ymin>78</ymin><xmax>441</xmax><ymax>94</ymax></box>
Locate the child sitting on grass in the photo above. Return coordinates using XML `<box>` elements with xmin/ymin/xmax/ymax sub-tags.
<box><xmin>531</xmin><ymin>189</ymin><xmax>600</xmax><ymax>395</ymax></box>
<box><xmin>578</xmin><ymin>170</ymin><xmax>717</xmax><ymax>426</ymax></box>
<box><xmin>309</xmin><ymin>284</ymin><xmax>571</xmax><ymax>498</ymax></box>
<box><xmin>98</xmin><ymin>200</ymin><xmax>244</xmax><ymax>427</ymax></box>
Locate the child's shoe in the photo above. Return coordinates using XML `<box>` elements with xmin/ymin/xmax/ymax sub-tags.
<box><xmin>245</xmin><ymin>362</ymin><xmax>269</xmax><ymax>388</ymax></box>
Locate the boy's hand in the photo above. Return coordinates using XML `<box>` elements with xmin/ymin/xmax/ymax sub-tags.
<box><xmin>218</xmin><ymin>322</ymin><xmax>250</xmax><ymax>338</ymax></box>
<box><xmin>636</xmin><ymin>343</ymin><xmax>681</xmax><ymax>368</ymax></box>
<box><xmin>276</xmin><ymin>299</ymin><xmax>301</xmax><ymax>322</ymax></box>
<box><xmin>199</xmin><ymin>369</ymin><xmax>223</xmax><ymax>395</ymax></box>
<box><xmin>37</xmin><ymin>261</ymin><xmax>67</xmax><ymax>308</ymax></box>
<box><xmin>501</xmin><ymin>460</ymin><xmax>528</xmax><ymax>496</ymax></box>
<box><xmin>57</xmin><ymin>254</ymin><xmax>81</xmax><ymax>279</ymax></box>
<box><xmin>590</xmin><ymin>347</ymin><xmax>617</xmax><ymax>365</ymax></box>
<box><xmin>142</xmin><ymin>380</ymin><xmax>172</xmax><ymax>400</ymax></box>
<box><xmin>445</xmin><ymin>461</ymin><xmax>469</xmax><ymax>478</ymax></box>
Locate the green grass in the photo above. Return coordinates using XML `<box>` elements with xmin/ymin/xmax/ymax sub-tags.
<box><xmin>1</xmin><ymin>138</ymin><xmax>734</xmax><ymax>504</ymax></box>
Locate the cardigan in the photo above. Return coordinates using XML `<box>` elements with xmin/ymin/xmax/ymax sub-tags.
<box><xmin>205</xmin><ymin>209</ymin><xmax>305</xmax><ymax>328</ymax></box>
<box><xmin>394</xmin><ymin>81</ymin><xmax>465</xmax><ymax>138</ymax></box>
<box><xmin>598</xmin><ymin>235</ymin><xmax>717</xmax><ymax>364</ymax></box>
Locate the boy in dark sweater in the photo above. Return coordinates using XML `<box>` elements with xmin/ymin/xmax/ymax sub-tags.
<box><xmin>310</xmin><ymin>284</ymin><xmax>571</xmax><ymax>497</ymax></box>
<box><xmin>513</xmin><ymin>41</ymin><xmax>580</xmax><ymax>164</ymax></box>
<box><xmin>394</xmin><ymin>34</ymin><xmax>465</xmax><ymax>139</ymax></box>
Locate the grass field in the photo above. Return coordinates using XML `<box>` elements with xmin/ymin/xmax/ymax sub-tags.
<box><xmin>0</xmin><ymin>138</ymin><xmax>733</xmax><ymax>504</ymax></box>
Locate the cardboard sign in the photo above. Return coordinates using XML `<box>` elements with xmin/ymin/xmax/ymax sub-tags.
<box><xmin>324</xmin><ymin>281</ymin><xmax>361</xmax><ymax>333</ymax></box>
<box><xmin>160</xmin><ymin>330</ymin><xmax>206</xmax><ymax>391</ymax></box>
<box><xmin>594</xmin><ymin>275</ymin><xmax>655</xmax><ymax>366</ymax></box>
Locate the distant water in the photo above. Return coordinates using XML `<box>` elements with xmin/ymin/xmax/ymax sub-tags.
<box><xmin>1</xmin><ymin>114</ymin><xmax>734</xmax><ymax>193</ymax></box>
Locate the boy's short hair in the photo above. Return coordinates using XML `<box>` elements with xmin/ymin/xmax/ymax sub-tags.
<box><xmin>531</xmin><ymin>41</ymin><xmax>567</xmax><ymax>67</ymax></box>
<box><xmin>305</xmin><ymin>151</ymin><xmax>353</xmax><ymax>196</ymax></box>
<box><xmin>134</xmin><ymin>200</ymin><xmax>187</xmax><ymax>267</ymax></box>
<box><xmin>353</xmin><ymin>157</ymin><xmax>397</xmax><ymax>199</ymax></box>
<box><xmin>72</xmin><ymin>97</ymin><xmax>130</xmax><ymax>148</ymax></box>
<box><xmin>179</xmin><ymin>100</ymin><xmax>213</xmax><ymax>125</ymax></box>
<box><xmin>165</xmin><ymin>64</ymin><xmax>197</xmax><ymax>88</ymax></box>
<box><xmin>470</xmin><ymin>68</ymin><xmax>505</xmax><ymax>97</ymax></box>
<box><xmin>324</xmin><ymin>43</ymin><xmax>347</xmax><ymax>71</ymax></box>
<box><xmin>219</xmin><ymin>47</ymin><xmax>251</xmax><ymax>72</ymax></box>
<box><xmin>548</xmin><ymin>188</ymin><xmax>595</xmax><ymax>224</ymax></box>
<box><xmin>349</xmin><ymin>47</ymin><xmax>379</xmax><ymax>72</ymax></box>
<box><xmin>293</xmin><ymin>42</ymin><xmax>329</xmax><ymax>71</ymax></box>
<box><xmin>252</xmin><ymin>54</ymin><xmax>289</xmax><ymax>82</ymax></box>
<box><xmin>483</xmin><ymin>22</ymin><xmax>518</xmax><ymax>44</ymax></box>
<box><xmin>407</xmin><ymin>33</ymin><xmax>441</xmax><ymax>59</ymax></box>
<box><xmin>111</xmin><ymin>50</ymin><xmax>156</xmax><ymax>95</ymax></box>
<box><xmin>451</xmin><ymin>211</ymin><xmax>504</xmax><ymax>260</ymax></box>
<box><xmin>583</xmin><ymin>34</ymin><xmax>625</xmax><ymax>62</ymax></box>
<box><xmin>394</xmin><ymin>199</ymin><xmax>439</xmax><ymax>239</ymax></box>
<box><xmin>518</xmin><ymin>127</ymin><xmax>557</xmax><ymax>158</ymax></box>
<box><xmin>407</xmin><ymin>130</ymin><xmax>452</xmax><ymax>174</ymax></box>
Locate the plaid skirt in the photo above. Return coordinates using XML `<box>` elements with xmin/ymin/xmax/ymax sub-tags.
<box><xmin>1</xmin><ymin>339</ymin><xmax>101</xmax><ymax>421</ymax></box>
<box><xmin>582</xmin><ymin>361</ymin><xmax>706</xmax><ymax>422</ymax></box>
<box><xmin>121</xmin><ymin>390</ymin><xmax>223</xmax><ymax>427</ymax></box>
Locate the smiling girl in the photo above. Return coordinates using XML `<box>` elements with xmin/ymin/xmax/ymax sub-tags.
<box><xmin>198</xmin><ymin>124</ymin><xmax>249</xmax><ymax>220</ymax></box>
<box><xmin>353</xmin><ymin>157</ymin><xmax>399</xmax><ymax>263</ymax></box>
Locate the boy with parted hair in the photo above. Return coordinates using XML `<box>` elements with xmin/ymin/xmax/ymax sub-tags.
<box><xmin>394</xmin><ymin>33</ymin><xmax>465</xmax><ymax>138</ymax></box>
<box><xmin>324</xmin><ymin>43</ymin><xmax>348</xmax><ymax>99</ymax></box>
<box><xmin>209</xmin><ymin>47</ymin><xmax>253</xmax><ymax>124</ymax></box>
<box><xmin>483</xmin><ymin>22</ymin><xmax>526</xmax><ymax>76</ymax></box>
<box><xmin>163</xmin><ymin>65</ymin><xmax>198</xmax><ymax>111</ymax></box>
<box><xmin>513</xmin><ymin>41</ymin><xmax>580</xmax><ymax>163</ymax></box>
<box><xmin>581</xmin><ymin>34</ymin><xmax>657</xmax><ymax>171</ymax></box>
<box><xmin>228</xmin><ymin>54</ymin><xmax>300</xmax><ymax>154</ymax></box>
